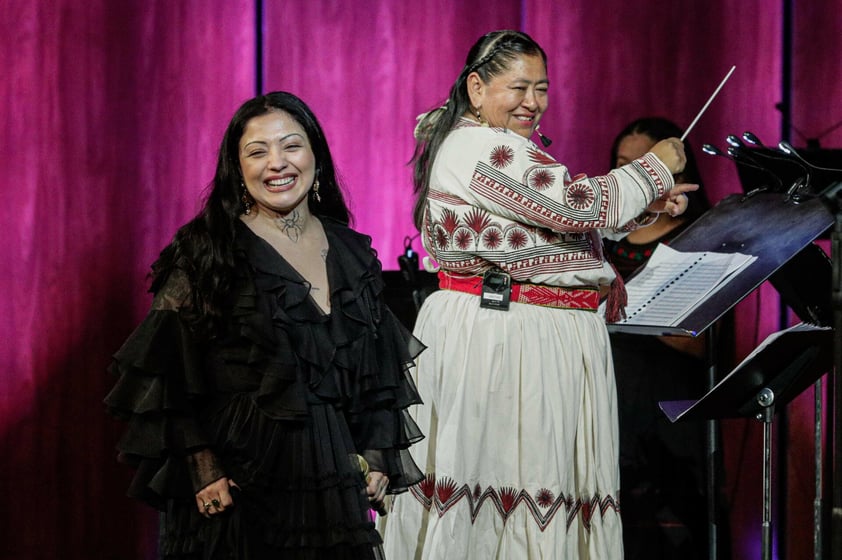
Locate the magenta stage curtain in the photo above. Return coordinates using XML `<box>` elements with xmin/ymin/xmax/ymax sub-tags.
<box><xmin>2</xmin><ymin>1</ymin><xmax>840</xmax><ymax>558</ymax></box>
<box><xmin>1</xmin><ymin>1</ymin><xmax>254</xmax><ymax>558</ymax></box>
<box><xmin>262</xmin><ymin>0</ymin><xmax>523</xmax><ymax>265</ymax></box>
<box><xmin>526</xmin><ymin>1</ymin><xmax>782</xmax><ymax>207</ymax></box>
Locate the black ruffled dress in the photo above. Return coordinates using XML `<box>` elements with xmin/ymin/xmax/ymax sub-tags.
<box><xmin>105</xmin><ymin>219</ymin><xmax>425</xmax><ymax>559</ymax></box>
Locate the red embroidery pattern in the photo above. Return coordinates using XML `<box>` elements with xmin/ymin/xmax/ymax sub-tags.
<box><xmin>440</xmin><ymin>208</ymin><xmax>459</xmax><ymax>234</ymax></box>
<box><xmin>471</xmin><ymin>165</ymin><xmax>605</xmax><ymax>231</ymax></box>
<box><xmin>537</xmin><ymin>229</ymin><xmax>560</xmax><ymax>243</ymax></box>
<box><xmin>565</xmin><ymin>183</ymin><xmax>595</xmax><ymax>209</ymax></box>
<box><xmin>529</xmin><ymin>168</ymin><xmax>555</xmax><ymax>190</ymax></box>
<box><xmin>454</xmin><ymin>228</ymin><xmax>474</xmax><ymax>250</ymax></box>
<box><xmin>433</xmin><ymin>224</ymin><xmax>449</xmax><ymax>249</ymax></box>
<box><xmin>424</xmin><ymin>171</ymin><xmax>606</xmax><ymax>277</ymax></box>
<box><xmin>636</xmin><ymin>157</ymin><xmax>665</xmax><ymax>191</ymax></box>
<box><xmin>527</xmin><ymin>146</ymin><xmax>555</xmax><ymax>165</ymax></box>
<box><xmin>515</xmin><ymin>284</ymin><xmax>599</xmax><ymax>309</ymax></box>
<box><xmin>536</xmin><ymin>488</ymin><xmax>555</xmax><ymax>507</ymax></box>
<box><xmin>506</xmin><ymin>227</ymin><xmax>529</xmax><ymax>249</ymax></box>
<box><xmin>410</xmin><ymin>474</ymin><xmax>620</xmax><ymax>532</ymax></box>
<box><xmin>464</xmin><ymin>208</ymin><xmax>493</xmax><ymax>232</ymax></box>
<box><xmin>490</xmin><ymin>145</ymin><xmax>515</xmax><ymax>168</ymax></box>
<box><xmin>481</xmin><ymin>227</ymin><xmax>503</xmax><ymax>249</ymax></box>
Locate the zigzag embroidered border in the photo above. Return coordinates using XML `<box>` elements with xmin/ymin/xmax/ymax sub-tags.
<box><xmin>409</xmin><ymin>474</ymin><xmax>620</xmax><ymax>532</ymax></box>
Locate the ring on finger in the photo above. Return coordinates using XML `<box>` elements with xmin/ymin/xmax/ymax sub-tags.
<box><xmin>203</xmin><ymin>502</ymin><xmax>212</xmax><ymax>510</ymax></box>
<box><xmin>211</xmin><ymin>498</ymin><xmax>221</xmax><ymax>508</ymax></box>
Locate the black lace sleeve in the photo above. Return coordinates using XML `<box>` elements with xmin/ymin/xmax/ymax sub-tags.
<box><xmin>105</xmin><ymin>269</ymin><xmax>221</xmax><ymax>509</ymax></box>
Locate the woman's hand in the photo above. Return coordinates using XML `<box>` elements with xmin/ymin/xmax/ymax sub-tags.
<box><xmin>650</xmin><ymin>137</ymin><xmax>687</xmax><ymax>175</ymax></box>
<box><xmin>647</xmin><ymin>183</ymin><xmax>700</xmax><ymax>217</ymax></box>
<box><xmin>195</xmin><ymin>477</ymin><xmax>239</xmax><ymax>518</ymax></box>
<box><xmin>366</xmin><ymin>471</ymin><xmax>389</xmax><ymax>510</ymax></box>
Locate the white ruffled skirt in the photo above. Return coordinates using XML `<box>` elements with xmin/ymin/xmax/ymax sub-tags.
<box><xmin>380</xmin><ymin>289</ymin><xmax>623</xmax><ymax>559</ymax></box>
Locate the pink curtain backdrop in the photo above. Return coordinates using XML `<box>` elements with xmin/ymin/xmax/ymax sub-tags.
<box><xmin>1</xmin><ymin>1</ymin><xmax>255</xmax><ymax>558</ymax></box>
<box><xmin>2</xmin><ymin>1</ymin><xmax>840</xmax><ymax>558</ymax></box>
<box><xmin>262</xmin><ymin>0</ymin><xmax>523</xmax><ymax>261</ymax></box>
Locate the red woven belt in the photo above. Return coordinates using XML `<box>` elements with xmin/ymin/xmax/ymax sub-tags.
<box><xmin>438</xmin><ymin>271</ymin><xmax>600</xmax><ymax>311</ymax></box>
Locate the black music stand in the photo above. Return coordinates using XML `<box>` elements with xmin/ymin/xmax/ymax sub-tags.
<box><xmin>607</xmin><ymin>191</ymin><xmax>834</xmax><ymax>559</ymax></box>
<box><xmin>608</xmin><ymin>192</ymin><xmax>832</xmax><ymax>337</ymax></box>
<box><xmin>716</xmin><ymin>137</ymin><xmax>842</xmax><ymax>559</ymax></box>
<box><xmin>815</xmin><ymin>181</ymin><xmax>842</xmax><ymax>560</ymax></box>
<box><xmin>660</xmin><ymin>325</ymin><xmax>834</xmax><ymax>560</ymax></box>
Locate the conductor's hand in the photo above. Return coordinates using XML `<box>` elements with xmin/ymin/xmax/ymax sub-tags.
<box><xmin>195</xmin><ymin>477</ymin><xmax>239</xmax><ymax>518</ymax></box>
<box><xmin>366</xmin><ymin>471</ymin><xmax>389</xmax><ymax>511</ymax></box>
<box><xmin>650</xmin><ymin>137</ymin><xmax>686</xmax><ymax>175</ymax></box>
<box><xmin>647</xmin><ymin>183</ymin><xmax>700</xmax><ymax>217</ymax></box>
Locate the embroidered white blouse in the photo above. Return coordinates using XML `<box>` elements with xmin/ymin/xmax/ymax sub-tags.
<box><xmin>421</xmin><ymin>120</ymin><xmax>675</xmax><ymax>288</ymax></box>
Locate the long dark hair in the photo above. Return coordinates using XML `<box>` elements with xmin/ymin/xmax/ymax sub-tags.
<box><xmin>411</xmin><ymin>30</ymin><xmax>547</xmax><ymax>229</ymax></box>
<box><xmin>151</xmin><ymin>91</ymin><xmax>351</xmax><ymax>335</ymax></box>
<box><xmin>609</xmin><ymin>116</ymin><xmax>711</xmax><ymax>222</ymax></box>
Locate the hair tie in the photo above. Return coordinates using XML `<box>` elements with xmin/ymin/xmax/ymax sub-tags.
<box><xmin>413</xmin><ymin>102</ymin><xmax>449</xmax><ymax>141</ymax></box>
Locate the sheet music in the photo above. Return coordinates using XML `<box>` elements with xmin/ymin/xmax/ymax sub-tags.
<box><xmin>608</xmin><ymin>244</ymin><xmax>757</xmax><ymax>327</ymax></box>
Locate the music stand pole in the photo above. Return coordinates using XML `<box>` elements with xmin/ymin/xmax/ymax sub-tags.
<box><xmin>661</xmin><ymin>326</ymin><xmax>833</xmax><ymax>560</ymax></box>
<box><xmin>814</xmin><ymin>376</ymin><xmax>824</xmax><ymax>560</ymax></box>
<box><xmin>756</xmin><ymin>388</ymin><xmax>776</xmax><ymax>560</ymax></box>
<box><xmin>705</xmin><ymin>334</ymin><xmax>719</xmax><ymax>560</ymax></box>
<box><xmin>827</xmin><ymin>184</ymin><xmax>842</xmax><ymax>560</ymax></box>
<box><xmin>812</xmin><ymin>180</ymin><xmax>842</xmax><ymax>558</ymax></box>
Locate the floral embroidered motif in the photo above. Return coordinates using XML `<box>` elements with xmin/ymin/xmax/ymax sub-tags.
<box><xmin>454</xmin><ymin>228</ymin><xmax>474</xmax><ymax>250</ymax></box>
<box><xmin>580</xmin><ymin>500</ymin><xmax>593</xmax><ymax>531</ymax></box>
<box><xmin>436</xmin><ymin>476</ymin><xmax>459</xmax><ymax>503</ymax></box>
<box><xmin>441</xmin><ymin>208</ymin><xmax>460</xmax><ymax>234</ymax></box>
<box><xmin>408</xmin><ymin>473</ymin><xmax>620</xmax><ymax>533</ymax></box>
<box><xmin>481</xmin><ymin>227</ymin><xmax>503</xmax><ymax>250</ymax></box>
<box><xmin>433</xmin><ymin>224</ymin><xmax>449</xmax><ymax>249</ymax></box>
<box><xmin>490</xmin><ymin>145</ymin><xmax>515</xmax><ymax>168</ymax></box>
<box><xmin>565</xmin><ymin>183</ymin><xmax>595</xmax><ymax>210</ymax></box>
<box><xmin>500</xmin><ymin>487</ymin><xmax>518</xmax><ymax>513</ymax></box>
<box><xmin>529</xmin><ymin>169</ymin><xmax>555</xmax><ymax>190</ymax></box>
<box><xmin>527</xmin><ymin>146</ymin><xmax>555</xmax><ymax>165</ymax></box>
<box><xmin>506</xmin><ymin>228</ymin><xmax>529</xmax><ymax>250</ymax></box>
<box><xmin>464</xmin><ymin>208</ymin><xmax>493</xmax><ymax>233</ymax></box>
<box><xmin>537</xmin><ymin>229</ymin><xmax>560</xmax><ymax>244</ymax></box>
<box><xmin>536</xmin><ymin>488</ymin><xmax>555</xmax><ymax>508</ymax></box>
<box><xmin>420</xmin><ymin>473</ymin><xmax>436</xmax><ymax>499</ymax></box>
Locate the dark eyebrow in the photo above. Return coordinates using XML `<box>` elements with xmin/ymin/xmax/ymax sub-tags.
<box><xmin>242</xmin><ymin>132</ymin><xmax>306</xmax><ymax>150</ymax></box>
<box><xmin>242</xmin><ymin>140</ymin><xmax>268</xmax><ymax>150</ymax></box>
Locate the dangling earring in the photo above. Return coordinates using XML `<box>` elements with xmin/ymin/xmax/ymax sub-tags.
<box><xmin>474</xmin><ymin>106</ymin><xmax>487</xmax><ymax>127</ymax></box>
<box><xmin>535</xmin><ymin>124</ymin><xmax>553</xmax><ymax>147</ymax></box>
<box><xmin>241</xmin><ymin>182</ymin><xmax>253</xmax><ymax>215</ymax></box>
<box><xmin>312</xmin><ymin>179</ymin><xmax>322</xmax><ymax>203</ymax></box>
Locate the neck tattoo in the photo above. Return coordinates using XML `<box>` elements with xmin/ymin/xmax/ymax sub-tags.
<box><xmin>273</xmin><ymin>209</ymin><xmax>304</xmax><ymax>242</ymax></box>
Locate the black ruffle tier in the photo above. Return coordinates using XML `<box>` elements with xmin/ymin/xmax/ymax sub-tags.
<box><xmin>105</xmin><ymin>219</ymin><xmax>425</xmax><ymax>559</ymax></box>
